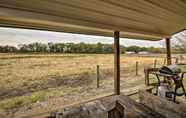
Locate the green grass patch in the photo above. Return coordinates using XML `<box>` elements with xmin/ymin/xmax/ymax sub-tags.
<box><xmin>178</xmin><ymin>64</ymin><xmax>186</xmax><ymax>71</ymax></box>
<box><xmin>0</xmin><ymin>92</ymin><xmax>46</xmax><ymax>110</ymax></box>
<box><xmin>0</xmin><ymin>88</ymin><xmax>67</xmax><ymax>111</ymax></box>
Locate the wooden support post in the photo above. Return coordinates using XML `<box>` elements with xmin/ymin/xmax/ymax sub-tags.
<box><xmin>97</xmin><ymin>65</ymin><xmax>100</xmax><ymax>88</ymax></box>
<box><xmin>114</xmin><ymin>31</ymin><xmax>120</xmax><ymax>95</ymax></box>
<box><xmin>136</xmin><ymin>61</ymin><xmax>139</xmax><ymax>76</ymax></box>
<box><xmin>165</xmin><ymin>38</ymin><xmax>172</xmax><ymax>65</ymax></box>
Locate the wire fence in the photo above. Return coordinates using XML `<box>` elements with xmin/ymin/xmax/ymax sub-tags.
<box><xmin>94</xmin><ymin>56</ymin><xmax>186</xmax><ymax>89</ymax></box>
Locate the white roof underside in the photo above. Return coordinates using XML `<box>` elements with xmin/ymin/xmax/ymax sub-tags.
<box><xmin>0</xmin><ymin>0</ymin><xmax>186</xmax><ymax>41</ymax></box>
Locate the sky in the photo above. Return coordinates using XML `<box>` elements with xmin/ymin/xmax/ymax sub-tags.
<box><xmin>0</xmin><ymin>27</ymin><xmax>165</xmax><ymax>48</ymax></box>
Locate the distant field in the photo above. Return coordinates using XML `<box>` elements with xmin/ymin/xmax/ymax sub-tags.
<box><xmin>0</xmin><ymin>53</ymin><xmax>184</xmax><ymax>117</ymax></box>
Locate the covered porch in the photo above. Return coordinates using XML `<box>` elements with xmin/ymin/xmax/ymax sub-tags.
<box><xmin>0</xmin><ymin>0</ymin><xmax>186</xmax><ymax>118</ymax></box>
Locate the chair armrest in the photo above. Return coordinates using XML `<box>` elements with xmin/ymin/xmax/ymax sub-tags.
<box><xmin>181</xmin><ymin>72</ymin><xmax>186</xmax><ymax>80</ymax></box>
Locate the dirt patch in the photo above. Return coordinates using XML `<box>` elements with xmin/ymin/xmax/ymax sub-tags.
<box><xmin>0</xmin><ymin>72</ymin><xmax>95</xmax><ymax>100</ymax></box>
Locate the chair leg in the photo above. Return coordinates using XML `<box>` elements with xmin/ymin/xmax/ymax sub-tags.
<box><xmin>173</xmin><ymin>87</ymin><xmax>177</xmax><ymax>102</ymax></box>
<box><xmin>181</xmin><ymin>84</ymin><xmax>186</xmax><ymax>97</ymax></box>
<box><xmin>155</xmin><ymin>85</ymin><xmax>158</xmax><ymax>95</ymax></box>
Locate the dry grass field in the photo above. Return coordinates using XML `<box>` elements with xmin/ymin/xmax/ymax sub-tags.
<box><xmin>0</xmin><ymin>53</ymin><xmax>184</xmax><ymax>117</ymax></box>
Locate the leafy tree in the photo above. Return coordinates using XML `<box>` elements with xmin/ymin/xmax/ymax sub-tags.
<box><xmin>0</xmin><ymin>42</ymin><xmax>165</xmax><ymax>54</ymax></box>
<box><xmin>126</xmin><ymin>46</ymin><xmax>142</xmax><ymax>53</ymax></box>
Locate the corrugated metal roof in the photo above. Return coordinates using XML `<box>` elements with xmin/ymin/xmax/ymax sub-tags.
<box><xmin>0</xmin><ymin>0</ymin><xmax>186</xmax><ymax>40</ymax></box>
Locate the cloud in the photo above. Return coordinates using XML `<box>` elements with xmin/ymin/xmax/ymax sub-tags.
<box><xmin>0</xmin><ymin>27</ymin><xmax>163</xmax><ymax>47</ymax></box>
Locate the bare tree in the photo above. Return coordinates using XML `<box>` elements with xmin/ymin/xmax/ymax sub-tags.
<box><xmin>172</xmin><ymin>30</ymin><xmax>186</xmax><ymax>52</ymax></box>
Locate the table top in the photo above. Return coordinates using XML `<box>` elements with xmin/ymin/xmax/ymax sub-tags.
<box><xmin>151</xmin><ymin>71</ymin><xmax>186</xmax><ymax>79</ymax></box>
<box><xmin>151</xmin><ymin>72</ymin><xmax>174</xmax><ymax>77</ymax></box>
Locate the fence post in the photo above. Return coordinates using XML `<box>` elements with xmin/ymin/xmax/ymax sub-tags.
<box><xmin>97</xmin><ymin>65</ymin><xmax>100</xmax><ymax>88</ymax></box>
<box><xmin>175</xmin><ymin>58</ymin><xmax>179</xmax><ymax>64</ymax></box>
<box><xmin>154</xmin><ymin>59</ymin><xmax>157</xmax><ymax>68</ymax></box>
<box><xmin>136</xmin><ymin>61</ymin><xmax>139</xmax><ymax>76</ymax></box>
<box><xmin>163</xmin><ymin>58</ymin><xmax>166</xmax><ymax>65</ymax></box>
<box><xmin>144</xmin><ymin>68</ymin><xmax>149</xmax><ymax>86</ymax></box>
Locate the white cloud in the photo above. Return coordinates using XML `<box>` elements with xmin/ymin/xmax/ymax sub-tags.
<box><xmin>0</xmin><ymin>27</ymin><xmax>163</xmax><ymax>47</ymax></box>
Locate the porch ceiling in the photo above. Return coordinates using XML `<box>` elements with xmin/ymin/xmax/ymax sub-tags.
<box><xmin>0</xmin><ymin>0</ymin><xmax>186</xmax><ymax>40</ymax></box>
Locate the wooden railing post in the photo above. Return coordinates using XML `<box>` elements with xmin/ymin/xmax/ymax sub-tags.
<box><xmin>165</xmin><ymin>38</ymin><xmax>172</xmax><ymax>65</ymax></box>
<box><xmin>114</xmin><ymin>31</ymin><xmax>120</xmax><ymax>95</ymax></box>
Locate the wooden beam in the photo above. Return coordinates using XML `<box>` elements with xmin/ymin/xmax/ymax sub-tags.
<box><xmin>114</xmin><ymin>31</ymin><xmax>120</xmax><ymax>95</ymax></box>
<box><xmin>165</xmin><ymin>38</ymin><xmax>171</xmax><ymax>65</ymax></box>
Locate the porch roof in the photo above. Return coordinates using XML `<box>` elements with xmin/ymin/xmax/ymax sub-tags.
<box><xmin>0</xmin><ymin>0</ymin><xmax>186</xmax><ymax>40</ymax></box>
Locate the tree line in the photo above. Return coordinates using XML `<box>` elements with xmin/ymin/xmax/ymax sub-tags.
<box><xmin>0</xmin><ymin>42</ymin><xmax>164</xmax><ymax>54</ymax></box>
